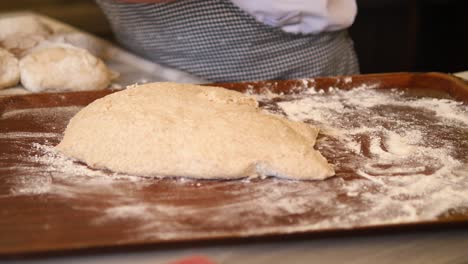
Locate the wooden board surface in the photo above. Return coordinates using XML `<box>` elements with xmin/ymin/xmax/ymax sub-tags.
<box><xmin>0</xmin><ymin>73</ymin><xmax>467</xmax><ymax>257</ymax></box>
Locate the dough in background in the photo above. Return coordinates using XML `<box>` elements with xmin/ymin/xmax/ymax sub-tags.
<box><xmin>47</xmin><ymin>32</ymin><xmax>107</xmax><ymax>58</ymax></box>
<box><xmin>0</xmin><ymin>16</ymin><xmax>52</xmax><ymax>57</ymax></box>
<box><xmin>19</xmin><ymin>44</ymin><xmax>113</xmax><ymax>92</ymax></box>
<box><xmin>57</xmin><ymin>82</ymin><xmax>335</xmax><ymax>181</ymax></box>
<box><xmin>0</xmin><ymin>48</ymin><xmax>20</xmax><ymax>89</ymax></box>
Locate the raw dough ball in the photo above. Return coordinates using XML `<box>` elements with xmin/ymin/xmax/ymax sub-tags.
<box><xmin>0</xmin><ymin>16</ymin><xmax>52</xmax><ymax>57</ymax></box>
<box><xmin>0</xmin><ymin>48</ymin><xmax>20</xmax><ymax>89</ymax></box>
<box><xmin>0</xmin><ymin>16</ymin><xmax>51</xmax><ymax>40</ymax></box>
<box><xmin>57</xmin><ymin>82</ymin><xmax>335</xmax><ymax>180</ymax></box>
<box><xmin>1</xmin><ymin>34</ymin><xmax>48</xmax><ymax>58</ymax></box>
<box><xmin>19</xmin><ymin>45</ymin><xmax>112</xmax><ymax>92</ymax></box>
<box><xmin>47</xmin><ymin>32</ymin><xmax>107</xmax><ymax>58</ymax></box>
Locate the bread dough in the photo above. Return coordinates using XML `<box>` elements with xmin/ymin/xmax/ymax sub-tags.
<box><xmin>0</xmin><ymin>48</ymin><xmax>20</xmax><ymax>89</ymax></box>
<box><xmin>57</xmin><ymin>82</ymin><xmax>335</xmax><ymax>180</ymax></box>
<box><xmin>0</xmin><ymin>16</ymin><xmax>51</xmax><ymax>40</ymax></box>
<box><xmin>19</xmin><ymin>45</ymin><xmax>112</xmax><ymax>92</ymax></box>
<box><xmin>0</xmin><ymin>16</ymin><xmax>51</xmax><ymax>57</ymax></box>
<box><xmin>47</xmin><ymin>33</ymin><xmax>107</xmax><ymax>58</ymax></box>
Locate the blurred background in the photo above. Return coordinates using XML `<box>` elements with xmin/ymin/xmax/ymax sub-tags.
<box><xmin>0</xmin><ymin>0</ymin><xmax>467</xmax><ymax>74</ymax></box>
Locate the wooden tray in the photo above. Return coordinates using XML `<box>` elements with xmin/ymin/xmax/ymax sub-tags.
<box><xmin>0</xmin><ymin>72</ymin><xmax>467</xmax><ymax>257</ymax></box>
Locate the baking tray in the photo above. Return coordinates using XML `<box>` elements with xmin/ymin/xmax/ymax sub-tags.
<box><xmin>0</xmin><ymin>72</ymin><xmax>467</xmax><ymax>256</ymax></box>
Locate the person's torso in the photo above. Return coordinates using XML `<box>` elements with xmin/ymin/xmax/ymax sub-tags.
<box><xmin>96</xmin><ymin>0</ymin><xmax>359</xmax><ymax>82</ymax></box>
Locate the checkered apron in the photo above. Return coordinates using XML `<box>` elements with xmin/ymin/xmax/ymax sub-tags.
<box><xmin>96</xmin><ymin>0</ymin><xmax>359</xmax><ymax>82</ymax></box>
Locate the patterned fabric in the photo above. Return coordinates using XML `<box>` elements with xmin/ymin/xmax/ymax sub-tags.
<box><xmin>96</xmin><ymin>0</ymin><xmax>359</xmax><ymax>82</ymax></box>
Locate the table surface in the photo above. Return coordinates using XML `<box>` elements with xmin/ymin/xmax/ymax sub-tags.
<box><xmin>2</xmin><ymin>73</ymin><xmax>468</xmax><ymax>264</ymax></box>
<box><xmin>4</xmin><ymin>227</ymin><xmax>468</xmax><ymax>264</ymax></box>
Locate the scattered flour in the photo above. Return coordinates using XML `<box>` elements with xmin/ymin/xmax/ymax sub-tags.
<box><xmin>1</xmin><ymin>83</ymin><xmax>468</xmax><ymax>241</ymax></box>
<box><xmin>271</xmin><ymin>85</ymin><xmax>468</xmax><ymax>227</ymax></box>
<box><xmin>1</xmin><ymin>106</ymin><xmax>82</xmax><ymax>120</ymax></box>
<box><xmin>0</xmin><ymin>132</ymin><xmax>60</xmax><ymax>139</ymax></box>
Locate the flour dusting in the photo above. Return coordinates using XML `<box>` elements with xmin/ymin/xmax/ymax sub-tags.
<box><xmin>1</xmin><ymin>83</ymin><xmax>468</xmax><ymax>241</ymax></box>
<box><xmin>270</xmin><ymin>84</ymin><xmax>468</xmax><ymax>226</ymax></box>
<box><xmin>1</xmin><ymin>106</ymin><xmax>82</xmax><ymax>120</ymax></box>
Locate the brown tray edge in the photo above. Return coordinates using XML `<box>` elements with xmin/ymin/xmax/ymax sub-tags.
<box><xmin>2</xmin><ymin>218</ymin><xmax>468</xmax><ymax>259</ymax></box>
<box><xmin>1</xmin><ymin>72</ymin><xmax>468</xmax><ymax>258</ymax></box>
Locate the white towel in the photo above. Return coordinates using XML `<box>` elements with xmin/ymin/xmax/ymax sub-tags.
<box><xmin>231</xmin><ymin>0</ymin><xmax>357</xmax><ymax>34</ymax></box>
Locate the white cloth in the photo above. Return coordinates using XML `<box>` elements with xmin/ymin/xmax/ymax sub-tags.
<box><xmin>230</xmin><ymin>0</ymin><xmax>357</xmax><ymax>34</ymax></box>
